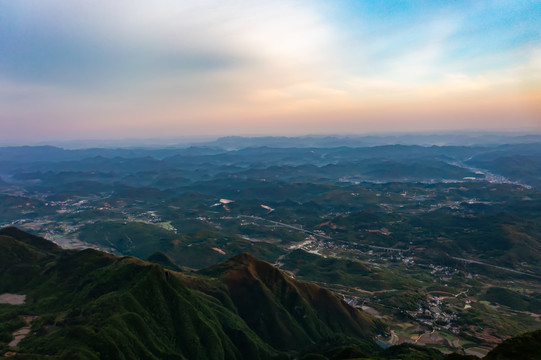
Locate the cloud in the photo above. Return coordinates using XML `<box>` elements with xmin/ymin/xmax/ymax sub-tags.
<box><xmin>0</xmin><ymin>0</ymin><xmax>539</xmax><ymax>141</ymax></box>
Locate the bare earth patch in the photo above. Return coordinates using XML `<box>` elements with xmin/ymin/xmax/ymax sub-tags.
<box><xmin>0</xmin><ymin>294</ymin><xmax>26</xmax><ymax>305</ymax></box>
<box><xmin>465</xmin><ymin>347</ymin><xmax>490</xmax><ymax>358</ymax></box>
<box><xmin>8</xmin><ymin>315</ymin><xmax>37</xmax><ymax>348</ymax></box>
<box><xmin>361</xmin><ymin>305</ymin><xmax>381</xmax><ymax>317</ymax></box>
<box><xmin>211</xmin><ymin>247</ymin><xmax>226</xmax><ymax>255</ymax></box>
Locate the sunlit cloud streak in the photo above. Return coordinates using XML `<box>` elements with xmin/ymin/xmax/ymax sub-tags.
<box><xmin>0</xmin><ymin>0</ymin><xmax>539</xmax><ymax>142</ymax></box>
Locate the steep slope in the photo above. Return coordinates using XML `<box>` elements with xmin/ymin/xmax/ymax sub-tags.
<box><xmin>0</xmin><ymin>227</ymin><xmax>62</xmax><ymax>293</ymax></box>
<box><xmin>0</xmin><ymin>228</ymin><xmax>383</xmax><ymax>359</ymax></box>
<box><xmin>0</xmin><ymin>229</ymin><xmax>278</xmax><ymax>359</ymax></box>
<box><xmin>198</xmin><ymin>253</ymin><xmax>382</xmax><ymax>353</ymax></box>
<box><xmin>0</xmin><ymin>226</ymin><xmax>61</xmax><ymax>254</ymax></box>
<box><xmin>484</xmin><ymin>329</ymin><xmax>541</xmax><ymax>360</ymax></box>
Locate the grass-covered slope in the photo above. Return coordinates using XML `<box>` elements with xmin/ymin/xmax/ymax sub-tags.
<box><xmin>1</xmin><ymin>227</ymin><xmax>278</xmax><ymax>360</ymax></box>
<box><xmin>77</xmin><ymin>222</ymin><xmax>285</xmax><ymax>269</ymax></box>
<box><xmin>0</xmin><ymin>227</ymin><xmax>384</xmax><ymax>359</ymax></box>
<box><xmin>199</xmin><ymin>252</ymin><xmax>383</xmax><ymax>353</ymax></box>
<box><xmin>279</xmin><ymin>249</ymin><xmax>416</xmax><ymax>291</ymax></box>
<box><xmin>0</xmin><ymin>227</ymin><xmax>62</xmax><ymax>293</ymax></box>
<box><xmin>484</xmin><ymin>329</ymin><xmax>541</xmax><ymax>360</ymax></box>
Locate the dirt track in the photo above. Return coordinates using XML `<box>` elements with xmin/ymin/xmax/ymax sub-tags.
<box><xmin>8</xmin><ymin>316</ymin><xmax>37</xmax><ymax>347</ymax></box>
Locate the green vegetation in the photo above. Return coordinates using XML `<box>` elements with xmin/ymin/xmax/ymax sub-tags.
<box><xmin>484</xmin><ymin>329</ymin><xmax>541</xmax><ymax>360</ymax></box>
<box><xmin>280</xmin><ymin>249</ymin><xmax>416</xmax><ymax>291</ymax></box>
<box><xmin>77</xmin><ymin>221</ymin><xmax>178</xmax><ymax>257</ymax></box>
<box><xmin>0</xmin><ymin>311</ymin><xmax>25</xmax><ymax>344</ymax></box>
<box><xmin>3</xmin><ymin>143</ymin><xmax>541</xmax><ymax>357</ymax></box>
<box><xmin>481</xmin><ymin>287</ymin><xmax>541</xmax><ymax>313</ymax></box>
<box><xmin>4</xmin><ymin>227</ymin><xmax>510</xmax><ymax>359</ymax></box>
<box><xmin>0</xmin><ymin>228</ymin><xmax>386</xmax><ymax>359</ymax></box>
<box><xmin>76</xmin><ymin>222</ymin><xmax>285</xmax><ymax>269</ymax></box>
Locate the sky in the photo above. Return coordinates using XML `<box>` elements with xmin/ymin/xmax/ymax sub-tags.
<box><xmin>0</xmin><ymin>0</ymin><xmax>540</xmax><ymax>143</ymax></box>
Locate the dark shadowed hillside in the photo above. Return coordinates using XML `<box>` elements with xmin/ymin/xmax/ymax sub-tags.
<box><xmin>484</xmin><ymin>329</ymin><xmax>541</xmax><ymax>360</ymax></box>
<box><xmin>199</xmin><ymin>252</ymin><xmax>381</xmax><ymax>352</ymax></box>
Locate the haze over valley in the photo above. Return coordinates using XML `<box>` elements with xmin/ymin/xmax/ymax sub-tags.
<box><xmin>1</xmin><ymin>135</ymin><xmax>541</xmax><ymax>358</ymax></box>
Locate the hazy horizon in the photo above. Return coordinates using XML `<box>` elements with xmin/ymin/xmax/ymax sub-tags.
<box><xmin>2</xmin><ymin>130</ymin><xmax>541</xmax><ymax>149</ymax></box>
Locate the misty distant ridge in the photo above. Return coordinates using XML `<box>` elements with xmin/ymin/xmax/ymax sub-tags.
<box><xmin>3</xmin><ymin>132</ymin><xmax>541</xmax><ymax>150</ymax></box>
<box><xmin>2</xmin><ymin>136</ymin><xmax>541</xmax><ymax>189</ymax></box>
<box><xmin>200</xmin><ymin>133</ymin><xmax>541</xmax><ymax>150</ymax></box>
<box><xmin>2</xmin><ymin>137</ymin><xmax>541</xmax><ymax>164</ymax></box>
<box><xmin>1</xmin><ymin>134</ymin><xmax>541</xmax><ymax>166</ymax></box>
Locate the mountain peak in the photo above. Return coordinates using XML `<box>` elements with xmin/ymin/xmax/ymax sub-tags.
<box><xmin>228</xmin><ymin>251</ymin><xmax>259</xmax><ymax>264</ymax></box>
<box><xmin>198</xmin><ymin>251</ymin><xmax>380</xmax><ymax>351</ymax></box>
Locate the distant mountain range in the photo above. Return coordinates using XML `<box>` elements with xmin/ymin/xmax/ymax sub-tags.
<box><xmin>196</xmin><ymin>133</ymin><xmax>541</xmax><ymax>150</ymax></box>
<box><xmin>3</xmin><ymin>132</ymin><xmax>541</xmax><ymax>150</ymax></box>
<box><xmin>2</xmin><ymin>141</ymin><xmax>541</xmax><ymax>189</ymax></box>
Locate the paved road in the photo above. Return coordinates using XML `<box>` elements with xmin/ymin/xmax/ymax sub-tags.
<box><xmin>368</xmin><ymin>245</ymin><xmax>409</xmax><ymax>252</ymax></box>
<box><xmin>237</xmin><ymin>215</ymin><xmax>332</xmax><ymax>239</ymax></box>
<box><xmin>452</xmin><ymin>257</ymin><xmax>541</xmax><ymax>279</ymax></box>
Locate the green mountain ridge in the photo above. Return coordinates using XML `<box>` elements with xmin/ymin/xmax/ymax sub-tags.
<box><xmin>0</xmin><ymin>227</ymin><xmax>378</xmax><ymax>359</ymax></box>
<box><xmin>0</xmin><ymin>227</ymin><xmax>537</xmax><ymax>359</ymax></box>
